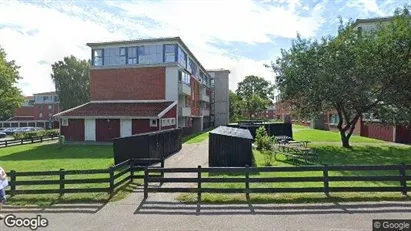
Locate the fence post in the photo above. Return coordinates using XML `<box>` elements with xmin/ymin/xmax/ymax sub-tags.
<box><xmin>10</xmin><ymin>170</ymin><xmax>16</xmax><ymax>197</ymax></box>
<box><xmin>59</xmin><ymin>168</ymin><xmax>65</xmax><ymax>196</ymax></box>
<box><xmin>198</xmin><ymin>165</ymin><xmax>202</xmax><ymax>204</ymax></box>
<box><xmin>245</xmin><ymin>165</ymin><xmax>250</xmax><ymax>200</ymax></box>
<box><xmin>109</xmin><ymin>167</ymin><xmax>114</xmax><ymax>195</ymax></box>
<box><xmin>144</xmin><ymin>166</ymin><xmax>148</xmax><ymax>199</ymax></box>
<box><xmin>21</xmin><ymin>138</ymin><xmax>23</xmax><ymax>145</ymax></box>
<box><xmin>40</xmin><ymin>136</ymin><xmax>43</xmax><ymax>143</ymax></box>
<box><xmin>5</xmin><ymin>140</ymin><xmax>7</xmax><ymax>147</ymax></box>
<box><xmin>129</xmin><ymin>159</ymin><xmax>134</xmax><ymax>183</ymax></box>
<box><xmin>400</xmin><ymin>163</ymin><xmax>407</xmax><ymax>196</ymax></box>
<box><xmin>161</xmin><ymin>158</ymin><xmax>165</xmax><ymax>178</ymax></box>
<box><xmin>323</xmin><ymin>165</ymin><xmax>329</xmax><ymax>196</ymax></box>
<box><xmin>31</xmin><ymin>137</ymin><xmax>33</xmax><ymax>143</ymax></box>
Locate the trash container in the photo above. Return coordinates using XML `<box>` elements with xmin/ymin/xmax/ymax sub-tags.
<box><xmin>59</xmin><ymin>135</ymin><xmax>65</xmax><ymax>145</ymax></box>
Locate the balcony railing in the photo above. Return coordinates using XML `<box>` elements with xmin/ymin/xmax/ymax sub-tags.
<box><xmin>178</xmin><ymin>82</ymin><xmax>191</xmax><ymax>96</ymax></box>
<box><xmin>200</xmin><ymin>93</ymin><xmax>210</xmax><ymax>102</ymax></box>
<box><xmin>179</xmin><ymin>106</ymin><xmax>191</xmax><ymax>117</ymax></box>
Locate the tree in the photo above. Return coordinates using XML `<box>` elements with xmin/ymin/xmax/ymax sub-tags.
<box><xmin>51</xmin><ymin>56</ymin><xmax>90</xmax><ymax>111</ymax></box>
<box><xmin>270</xmin><ymin>6</ymin><xmax>411</xmax><ymax>148</ymax></box>
<box><xmin>229</xmin><ymin>90</ymin><xmax>241</xmax><ymax>122</ymax></box>
<box><xmin>0</xmin><ymin>46</ymin><xmax>24</xmax><ymax>120</ymax></box>
<box><xmin>236</xmin><ymin>75</ymin><xmax>273</xmax><ymax>119</ymax></box>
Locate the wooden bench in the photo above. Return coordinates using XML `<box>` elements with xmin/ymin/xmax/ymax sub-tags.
<box><xmin>275</xmin><ymin>144</ymin><xmax>318</xmax><ymax>164</ymax></box>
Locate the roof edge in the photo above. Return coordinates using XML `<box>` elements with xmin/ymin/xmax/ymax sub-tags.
<box><xmin>157</xmin><ymin>101</ymin><xmax>178</xmax><ymax>118</ymax></box>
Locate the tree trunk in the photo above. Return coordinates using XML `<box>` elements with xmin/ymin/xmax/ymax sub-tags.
<box><xmin>341</xmin><ymin>134</ymin><xmax>351</xmax><ymax>148</ymax></box>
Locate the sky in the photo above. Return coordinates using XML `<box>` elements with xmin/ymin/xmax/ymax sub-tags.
<box><xmin>0</xmin><ymin>0</ymin><xmax>408</xmax><ymax>96</ymax></box>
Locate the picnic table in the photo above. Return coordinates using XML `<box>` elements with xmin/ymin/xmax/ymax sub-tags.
<box><xmin>274</xmin><ymin>143</ymin><xmax>318</xmax><ymax>164</ymax></box>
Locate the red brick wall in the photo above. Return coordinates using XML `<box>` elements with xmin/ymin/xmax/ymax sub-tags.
<box><xmin>190</xmin><ymin>76</ymin><xmax>200</xmax><ymax>117</ymax></box>
<box><xmin>95</xmin><ymin>119</ymin><xmax>120</xmax><ymax>142</ymax></box>
<box><xmin>33</xmin><ymin>104</ymin><xmax>59</xmax><ymax>120</ymax></box>
<box><xmin>161</xmin><ymin>105</ymin><xmax>177</xmax><ymax>130</ymax></box>
<box><xmin>61</xmin><ymin>119</ymin><xmax>84</xmax><ymax>141</ymax></box>
<box><xmin>132</xmin><ymin>119</ymin><xmax>159</xmax><ymax>134</ymax></box>
<box><xmin>14</xmin><ymin>107</ymin><xmax>34</xmax><ymax>117</ymax></box>
<box><xmin>90</xmin><ymin>67</ymin><xmax>165</xmax><ymax>101</ymax></box>
<box><xmin>361</xmin><ymin>121</ymin><xmax>394</xmax><ymax>142</ymax></box>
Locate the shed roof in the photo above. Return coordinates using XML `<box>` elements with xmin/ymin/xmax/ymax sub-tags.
<box><xmin>210</xmin><ymin>126</ymin><xmax>253</xmax><ymax>140</ymax></box>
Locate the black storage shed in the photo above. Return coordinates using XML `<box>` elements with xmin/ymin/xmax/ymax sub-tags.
<box><xmin>209</xmin><ymin>126</ymin><xmax>254</xmax><ymax>167</ymax></box>
<box><xmin>112</xmin><ymin>128</ymin><xmax>182</xmax><ymax>165</ymax></box>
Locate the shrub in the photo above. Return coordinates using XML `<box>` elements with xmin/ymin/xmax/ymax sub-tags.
<box><xmin>255</xmin><ymin>126</ymin><xmax>272</xmax><ymax>151</ymax></box>
<box><xmin>12</xmin><ymin>129</ymin><xmax>60</xmax><ymax>140</ymax></box>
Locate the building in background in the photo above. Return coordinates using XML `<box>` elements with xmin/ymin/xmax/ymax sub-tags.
<box><xmin>208</xmin><ymin>69</ymin><xmax>230</xmax><ymax>127</ymax></box>
<box><xmin>1</xmin><ymin>92</ymin><xmax>60</xmax><ymax>129</ymax></box>
<box><xmin>55</xmin><ymin>37</ymin><xmax>229</xmax><ymax>142</ymax></box>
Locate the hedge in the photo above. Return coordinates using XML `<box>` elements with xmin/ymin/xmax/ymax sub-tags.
<box><xmin>12</xmin><ymin>129</ymin><xmax>60</xmax><ymax>139</ymax></box>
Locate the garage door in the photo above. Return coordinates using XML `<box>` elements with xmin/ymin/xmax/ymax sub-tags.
<box><xmin>96</xmin><ymin>119</ymin><xmax>120</xmax><ymax>142</ymax></box>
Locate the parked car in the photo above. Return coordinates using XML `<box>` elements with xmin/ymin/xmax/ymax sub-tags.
<box><xmin>4</xmin><ymin>128</ymin><xmax>17</xmax><ymax>135</ymax></box>
<box><xmin>0</xmin><ymin>131</ymin><xmax>6</xmax><ymax>138</ymax></box>
<box><xmin>13</xmin><ymin>127</ymin><xmax>24</xmax><ymax>133</ymax></box>
<box><xmin>21</xmin><ymin>127</ymin><xmax>35</xmax><ymax>132</ymax></box>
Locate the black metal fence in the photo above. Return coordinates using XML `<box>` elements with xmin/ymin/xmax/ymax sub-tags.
<box><xmin>112</xmin><ymin>129</ymin><xmax>182</xmax><ymax>165</ymax></box>
<box><xmin>5</xmin><ymin>158</ymin><xmax>163</xmax><ymax>196</ymax></box>
<box><xmin>227</xmin><ymin>122</ymin><xmax>293</xmax><ymax>139</ymax></box>
<box><xmin>144</xmin><ymin>164</ymin><xmax>411</xmax><ymax>201</ymax></box>
<box><xmin>0</xmin><ymin>134</ymin><xmax>59</xmax><ymax>148</ymax></box>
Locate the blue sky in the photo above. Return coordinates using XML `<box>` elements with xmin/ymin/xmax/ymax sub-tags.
<box><xmin>0</xmin><ymin>0</ymin><xmax>408</xmax><ymax>95</ymax></box>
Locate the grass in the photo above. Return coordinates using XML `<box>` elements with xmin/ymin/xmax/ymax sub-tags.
<box><xmin>177</xmin><ymin>143</ymin><xmax>411</xmax><ymax>204</ymax></box>
<box><xmin>292</xmin><ymin>124</ymin><xmax>384</xmax><ymax>143</ymax></box>
<box><xmin>0</xmin><ymin>143</ymin><xmax>141</xmax><ymax>206</ymax></box>
<box><xmin>183</xmin><ymin>131</ymin><xmax>210</xmax><ymax>144</ymax></box>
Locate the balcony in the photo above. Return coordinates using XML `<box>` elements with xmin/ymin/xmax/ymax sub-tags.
<box><xmin>178</xmin><ymin>82</ymin><xmax>191</xmax><ymax>96</ymax></box>
<box><xmin>201</xmin><ymin>108</ymin><xmax>210</xmax><ymax>116</ymax></box>
<box><xmin>179</xmin><ymin>106</ymin><xmax>191</xmax><ymax>117</ymax></box>
<box><xmin>200</xmin><ymin>93</ymin><xmax>210</xmax><ymax>102</ymax></box>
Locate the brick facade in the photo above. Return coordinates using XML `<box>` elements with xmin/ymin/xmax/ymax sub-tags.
<box><xmin>90</xmin><ymin>67</ymin><xmax>166</xmax><ymax>101</ymax></box>
<box><xmin>33</xmin><ymin>104</ymin><xmax>59</xmax><ymax>120</ymax></box>
<box><xmin>14</xmin><ymin>107</ymin><xmax>34</xmax><ymax>117</ymax></box>
<box><xmin>190</xmin><ymin>76</ymin><xmax>200</xmax><ymax>117</ymax></box>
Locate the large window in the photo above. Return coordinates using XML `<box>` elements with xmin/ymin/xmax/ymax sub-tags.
<box><xmin>177</xmin><ymin>46</ymin><xmax>187</xmax><ymax>68</ymax></box>
<box><xmin>164</xmin><ymin>44</ymin><xmax>176</xmax><ymax>63</ymax></box>
<box><xmin>104</xmin><ymin>48</ymin><xmax>125</xmax><ymax>65</ymax></box>
<box><xmin>178</xmin><ymin>71</ymin><xmax>191</xmax><ymax>85</ymax></box>
<box><xmin>188</xmin><ymin>58</ymin><xmax>198</xmax><ymax>77</ymax></box>
<box><xmin>93</xmin><ymin>49</ymin><xmax>103</xmax><ymax>66</ymax></box>
<box><xmin>127</xmin><ymin>47</ymin><xmax>137</xmax><ymax>64</ymax></box>
<box><xmin>138</xmin><ymin>45</ymin><xmax>163</xmax><ymax>64</ymax></box>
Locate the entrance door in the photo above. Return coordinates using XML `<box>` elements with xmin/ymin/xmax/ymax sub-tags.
<box><xmin>120</xmin><ymin>119</ymin><xmax>132</xmax><ymax>137</ymax></box>
<box><xmin>84</xmin><ymin>119</ymin><xmax>96</xmax><ymax>141</ymax></box>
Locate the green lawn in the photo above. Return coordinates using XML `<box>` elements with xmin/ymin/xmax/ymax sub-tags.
<box><xmin>183</xmin><ymin>131</ymin><xmax>210</xmax><ymax>144</ymax></box>
<box><xmin>178</xmin><ymin>143</ymin><xmax>411</xmax><ymax>204</ymax></box>
<box><xmin>0</xmin><ymin>143</ymin><xmax>140</xmax><ymax>206</ymax></box>
<box><xmin>292</xmin><ymin>125</ymin><xmax>384</xmax><ymax>143</ymax></box>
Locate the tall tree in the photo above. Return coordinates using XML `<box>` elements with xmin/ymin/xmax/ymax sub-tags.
<box><xmin>0</xmin><ymin>46</ymin><xmax>24</xmax><ymax>120</ymax></box>
<box><xmin>229</xmin><ymin>90</ymin><xmax>241</xmax><ymax>122</ymax></box>
<box><xmin>270</xmin><ymin>6</ymin><xmax>411</xmax><ymax>148</ymax></box>
<box><xmin>236</xmin><ymin>75</ymin><xmax>273</xmax><ymax>119</ymax></box>
<box><xmin>51</xmin><ymin>56</ymin><xmax>90</xmax><ymax>111</ymax></box>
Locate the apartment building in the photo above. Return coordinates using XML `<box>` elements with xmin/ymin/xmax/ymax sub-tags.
<box><xmin>208</xmin><ymin>69</ymin><xmax>230</xmax><ymax>126</ymax></box>
<box><xmin>1</xmin><ymin>92</ymin><xmax>60</xmax><ymax>129</ymax></box>
<box><xmin>55</xmin><ymin>37</ymin><xmax>229</xmax><ymax>142</ymax></box>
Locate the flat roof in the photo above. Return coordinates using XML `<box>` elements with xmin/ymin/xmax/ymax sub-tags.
<box><xmin>210</xmin><ymin>126</ymin><xmax>253</xmax><ymax>140</ymax></box>
<box><xmin>87</xmin><ymin>36</ymin><xmax>210</xmax><ymax>77</ymax></box>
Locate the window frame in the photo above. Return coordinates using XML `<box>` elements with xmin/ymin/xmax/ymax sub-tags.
<box><xmin>127</xmin><ymin>46</ymin><xmax>138</xmax><ymax>65</ymax></box>
<box><xmin>61</xmin><ymin>118</ymin><xmax>69</xmax><ymax>126</ymax></box>
<box><xmin>93</xmin><ymin>49</ymin><xmax>104</xmax><ymax>66</ymax></box>
<box><xmin>119</xmin><ymin>47</ymin><xmax>127</xmax><ymax>65</ymax></box>
<box><xmin>150</xmin><ymin>119</ymin><xmax>158</xmax><ymax>127</ymax></box>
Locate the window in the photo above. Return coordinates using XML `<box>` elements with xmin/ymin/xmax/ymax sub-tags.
<box><xmin>48</xmin><ymin>105</ymin><xmax>52</xmax><ymax>110</ymax></box>
<box><xmin>179</xmin><ymin>71</ymin><xmax>191</xmax><ymax>85</ymax></box>
<box><xmin>39</xmin><ymin>113</ymin><xmax>43</xmax><ymax>118</ymax></box>
<box><xmin>93</xmin><ymin>49</ymin><xmax>103</xmax><ymax>66</ymax></box>
<box><xmin>61</xmin><ymin>118</ymin><xmax>68</xmax><ymax>126</ymax></box>
<box><xmin>164</xmin><ymin>44</ymin><xmax>176</xmax><ymax>63</ymax></box>
<box><xmin>138</xmin><ymin>45</ymin><xmax>163</xmax><ymax>64</ymax></box>
<box><xmin>120</xmin><ymin>47</ymin><xmax>126</xmax><ymax>64</ymax></box>
<box><xmin>104</xmin><ymin>47</ymin><xmax>125</xmax><ymax>65</ymax></box>
<box><xmin>170</xmin><ymin>118</ymin><xmax>176</xmax><ymax>125</ymax></box>
<box><xmin>150</xmin><ymin>119</ymin><xmax>158</xmax><ymax>127</ymax></box>
<box><xmin>188</xmin><ymin>58</ymin><xmax>198</xmax><ymax>76</ymax></box>
<box><xmin>43</xmin><ymin>96</ymin><xmax>48</xmax><ymax>101</ymax></box>
<box><xmin>178</xmin><ymin>46</ymin><xmax>187</xmax><ymax>68</ymax></box>
<box><xmin>127</xmin><ymin>47</ymin><xmax>137</xmax><ymax>64</ymax></box>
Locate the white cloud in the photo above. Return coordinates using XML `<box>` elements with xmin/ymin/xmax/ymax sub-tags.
<box><xmin>0</xmin><ymin>0</ymin><xmax>326</xmax><ymax>96</ymax></box>
<box><xmin>346</xmin><ymin>0</ymin><xmax>385</xmax><ymax>16</ymax></box>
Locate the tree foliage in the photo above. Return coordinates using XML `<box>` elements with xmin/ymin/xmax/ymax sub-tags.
<box><xmin>0</xmin><ymin>46</ymin><xmax>24</xmax><ymax>120</ymax></box>
<box><xmin>229</xmin><ymin>90</ymin><xmax>242</xmax><ymax>122</ymax></box>
<box><xmin>236</xmin><ymin>75</ymin><xmax>273</xmax><ymax>119</ymax></box>
<box><xmin>270</xmin><ymin>6</ymin><xmax>411</xmax><ymax>148</ymax></box>
<box><xmin>51</xmin><ymin>56</ymin><xmax>90</xmax><ymax>111</ymax></box>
